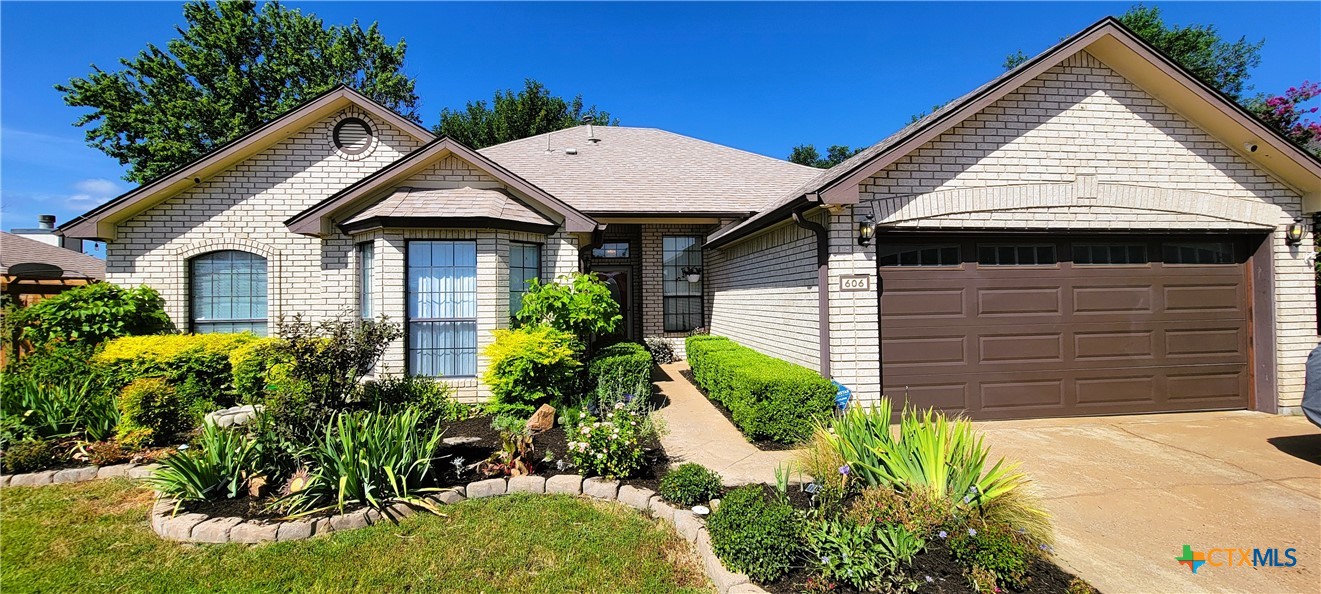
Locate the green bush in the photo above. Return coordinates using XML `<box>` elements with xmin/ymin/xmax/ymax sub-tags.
<box><xmin>683</xmin><ymin>335</ymin><xmax>833</xmax><ymax>443</ymax></box>
<box><xmin>658</xmin><ymin>463</ymin><xmax>723</xmax><ymax>506</ymax></box>
<box><xmin>513</xmin><ymin>273</ymin><xmax>621</xmax><ymax>345</ymax></box>
<box><xmin>5</xmin><ymin>342</ymin><xmax>99</xmax><ymax>387</ymax></box>
<box><xmin>0</xmin><ymin>374</ymin><xmax>118</xmax><ymax>443</ymax></box>
<box><xmin>14</xmin><ymin>283</ymin><xmax>172</xmax><ymax>350</ymax></box>
<box><xmin>587</xmin><ymin>342</ymin><xmax>651</xmax><ymax>409</ymax></box>
<box><xmin>147</xmin><ymin>421</ymin><xmax>259</xmax><ymax>503</ymax></box>
<box><xmin>95</xmin><ymin>333</ymin><xmax>258</xmax><ymax>413</ymax></box>
<box><xmin>564</xmin><ymin>406</ymin><xmax>654</xmax><ymax>479</ymax></box>
<box><xmin>359</xmin><ymin>375</ymin><xmax>460</xmax><ymax>427</ymax></box>
<box><xmin>948</xmin><ymin>524</ymin><xmax>1035</xmax><ymax>589</ymax></box>
<box><xmin>116</xmin><ymin>378</ymin><xmax>190</xmax><ymax>448</ymax></box>
<box><xmin>2</xmin><ymin>438</ymin><xmax>60</xmax><ymax>473</ymax></box>
<box><xmin>706</xmin><ymin>485</ymin><xmax>802</xmax><ymax>582</ymax></box>
<box><xmin>228</xmin><ymin>337</ymin><xmax>291</xmax><ymax>403</ymax></box>
<box><xmin>482</xmin><ymin>325</ymin><xmax>581</xmax><ymax>408</ymax></box>
<box><xmin>807</xmin><ymin>519</ymin><xmax>925</xmax><ymax>591</ymax></box>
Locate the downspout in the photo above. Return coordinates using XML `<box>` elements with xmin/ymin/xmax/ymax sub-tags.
<box><xmin>792</xmin><ymin>205</ymin><xmax>831</xmax><ymax>379</ymax></box>
<box><xmin>578</xmin><ymin>226</ymin><xmax>606</xmax><ymax>273</ymax></box>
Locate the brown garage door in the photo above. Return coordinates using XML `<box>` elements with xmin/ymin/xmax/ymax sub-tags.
<box><xmin>878</xmin><ymin>234</ymin><xmax>1257</xmax><ymax>420</ymax></box>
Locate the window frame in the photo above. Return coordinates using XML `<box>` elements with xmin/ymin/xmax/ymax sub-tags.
<box><xmin>508</xmin><ymin>241</ymin><xmax>543</xmax><ymax>316</ymax></box>
<box><xmin>406</xmin><ymin>240</ymin><xmax>479</xmax><ymax>378</ymax></box>
<box><xmin>661</xmin><ymin>235</ymin><xmax>704</xmax><ymax>333</ymax></box>
<box><xmin>1161</xmin><ymin>241</ymin><xmax>1237</xmax><ymax>265</ymax></box>
<box><xmin>877</xmin><ymin>243</ymin><xmax>962</xmax><ymax>267</ymax></box>
<box><xmin>188</xmin><ymin>250</ymin><xmax>268</xmax><ymax>335</ymax></box>
<box><xmin>357</xmin><ymin>241</ymin><xmax>374</xmax><ymax>319</ymax></box>
<box><xmin>1072</xmin><ymin>242</ymin><xmax>1150</xmax><ymax>266</ymax></box>
<box><xmin>591</xmin><ymin>242</ymin><xmax>631</xmax><ymax>258</ymax></box>
<box><xmin>976</xmin><ymin>242</ymin><xmax>1059</xmax><ymax>267</ymax></box>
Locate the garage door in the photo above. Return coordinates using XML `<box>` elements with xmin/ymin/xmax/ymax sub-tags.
<box><xmin>878</xmin><ymin>234</ymin><xmax>1257</xmax><ymax>420</ymax></box>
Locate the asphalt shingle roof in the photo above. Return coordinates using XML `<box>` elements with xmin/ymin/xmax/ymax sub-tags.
<box><xmin>0</xmin><ymin>232</ymin><xmax>105</xmax><ymax>280</ymax></box>
<box><xmin>342</xmin><ymin>187</ymin><xmax>555</xmax><ymax>227</ymax></box>
<box><xmin>479</xmin><ymin>126</ymin><xmax>821</xmax><ymax>215</ymax></box>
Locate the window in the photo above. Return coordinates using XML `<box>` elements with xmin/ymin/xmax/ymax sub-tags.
<box><xmin>509</xmin><ymin>242</ymin><xmax>542</xmax><ymax>315</ymax></box>
<box><xmin>408</xmin><ymin>241</ymin><xmax>478</xmax><ymax>377</ymax></box>
<box><xmin>878</xmin><ymin>244</ymin><xmax>960</xmax><ymax>267</ymax></box>
<box><xmin>358</xmin><ymin>242</ymin><xmax>374</xmax><ymax>318</ymax></box>
<box><xmin>1074</xmin><ymin>243</ymin><xmax>1148</xmax><ymax>265</ymax></box>
<box><xmin>977</xmin><ymin>243</ymin><xmax>1057</xmax><ymax>266</ymax></box>
<box><xmin>662</xmin><ymin>236</ymin><xmax>703</xmax><ymax>332</ymax></box>
<box><xmin>333</xmin><ymin>118</ymin><xmax>373</xmax><ymax>155</ymax></box>
<box><xmin>1163</xmin><ymin>241</ymin><xmax>1235</xmax><ymax>264</ymax></box>
<box><xmin>592</xmin><ymin>242</ymin><xmax>630</xmax><ymax>258</ymax></box>
<box><xmin>190</xmin><ymin>251</ymin><xmax>267</xmax><ymax>335</ymax></box>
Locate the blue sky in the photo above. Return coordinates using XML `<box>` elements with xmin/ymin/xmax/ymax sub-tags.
<box><xmin>2</xmin><ymin>1</ymin><xmax>1318</xmax><ymax>256</ymax></box>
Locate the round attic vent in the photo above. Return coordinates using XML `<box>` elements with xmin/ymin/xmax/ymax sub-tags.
<box><xmin>333</xmin><ymin>118</ymin><xmax>373</xmax><ymax>155</ymax></box>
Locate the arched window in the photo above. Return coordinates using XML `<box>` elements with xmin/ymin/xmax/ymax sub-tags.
<box><xmin>190</xmin><ymin>250</ymin><xmax>268</xmax><ymax>335</ymax></box>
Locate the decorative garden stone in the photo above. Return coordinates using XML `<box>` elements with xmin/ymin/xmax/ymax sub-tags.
<box><xmin>582</xmin><ymin>477</ymin><xmax>619</xmax><ymax>499</ymax></box>
<box><xmin>648</xmin><ymin>496</ymin><xmax>677</xmax><ymax>523</ymax></box>
<box><xmin>276</xmin><ymin>521</ymin><xmax>313</xmax><ymax>542</ymax></box>
<box><xmin>545</xmin><ymin>474</ymin><xmax>583</xmax><ymax>495</ymax></box>
<box><xmin>192</xmin><ymin>517</ymin><xmax>243</xmax><ymax>543</ymax></box>
<box><xmin>53</xmin><ymin>466</ymin><xmax>98</xmax><ymax>484</ymax></box>
<box><xmin>161</xmin><ymin>513</ymin><xmax>209</xmax><ymax>541</ymax></box>
<box><xmin>507</xmin><ymin>475</ymin><xmax>546</xmax><ymax>494</ymax></box>
<box><xmin>97</xmin><ymin>464</ymin><xmax>136</xmax><ymax>479</ymax></box>
<box><xmin>696</xmin><ymin>529</ymin><xmax>751</xmax><ymax>593</ymax></box>
<box><xmin>230</xmin><ymin>521</ymin><xmax>279</xmax><ymax>544</ymax></box>
<box><xmin>525</xmin><ymin>404</ymin><xmax>556</xmax><ymax>433</ymax></box>
<box><xmin>672</xmin><ymin>509</ymin><xmax>702</xmax><ymax>542</ymax></box>
<box><xmin>617</xmin><ymin>485</ymin><xmax>654</xmax><ymax>510</ymax></box>
<box><xmin>466</xmin><ymin>478</ymin><xmax>507</xmax><ymax>498</ymax></box>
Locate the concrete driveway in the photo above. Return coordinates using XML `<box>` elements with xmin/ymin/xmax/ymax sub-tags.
<box><xmin>979</xmin><ymin>411</ymin><xmax>1321</xmax><ymax>594</ymax></box>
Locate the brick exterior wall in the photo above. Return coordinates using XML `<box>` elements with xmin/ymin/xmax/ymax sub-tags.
<box><xmin>822</xmin><ymin>50</ymin><xmax>1314</xmax><ymax>411</ymax></box>
<box><xmin>640</xmin><ymin>223</ymin><xmax>719</xmax><ymax>358</ymax></box>
<box><xmin>707</xmin><ymin>212</ymin><xmax>823</xmax><ymax>371</ymax></box>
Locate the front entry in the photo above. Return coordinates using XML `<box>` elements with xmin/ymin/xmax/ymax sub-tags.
<box><xmin>593</xmin><ymin>266</ymin><xmax>635</xmax><ymax>341</ymax></box>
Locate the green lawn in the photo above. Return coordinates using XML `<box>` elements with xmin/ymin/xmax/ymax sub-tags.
<box><xmin>0</xmin><ymin>479</ymin><xmax>714</xmax><ymax>594</ymax></box>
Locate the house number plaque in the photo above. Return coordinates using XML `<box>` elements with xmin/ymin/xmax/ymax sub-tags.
<box><xmin>839</xmin><ymin>275</ymin><xmax>870</xmax><ymax>291</ymax></box>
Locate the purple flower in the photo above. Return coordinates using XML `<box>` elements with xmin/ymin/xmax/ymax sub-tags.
<box><xmin>963</xmin><ymin>495</ymin><xmax>971</xmax><ymax>504</ymax></box>
<box><xmin>926</xmin><ymin>576</ymin><xmax>934</xmax><ymax>583</ymax></box>
<box><xmin>838</xmin><ymin>465</ymin><xmax>850</xmax><ymax>476</ymax></box>
<box><xmin>938</xmin><ymin>530</ymin><xmax>948</xmax><ymax>539</ymax></box>
<box><xmin>968</xmin><ymin>528</ymin><xmax>977</xmax><ymax>537</ymax></box>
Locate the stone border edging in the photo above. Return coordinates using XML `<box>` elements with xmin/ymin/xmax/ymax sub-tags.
<box><xmin>147</xmin><ymin>475</ymin><xmax>767</xmax><ymax>594</ymax></box>
<box><xmin>1</xmin><ymin>463</ymin><xmax>159</xmax><ymax>488</ymax></box>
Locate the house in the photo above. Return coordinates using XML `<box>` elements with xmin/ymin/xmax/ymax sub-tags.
<box><xmin>61</xmin><ymin>18</ymin><xmax>1320</xmax><ymax>417</ymax></box>
<box><xmin>2</xmin><ymin>223</ymin><xmax>104</xmax><ymax>306</ymax></box>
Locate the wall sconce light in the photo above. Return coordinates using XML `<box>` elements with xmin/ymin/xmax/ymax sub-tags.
<box><xmin>681</xmin><ymin>267</ymin><xmax>703</xmax><ymax>283</ymax></box>
<box><xmin>857</xmin><ymin>214</ymin><xmax>876</xmax><ymax>247</ymax></box>
<box><xmin>1285</xmin><ymin>217</ymin><xmax>1305</xmax><ymax>246</ymax></box>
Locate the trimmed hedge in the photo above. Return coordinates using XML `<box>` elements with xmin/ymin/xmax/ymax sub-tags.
<box><xmin>587</xmin><ymin>342</ymin><xmax>652</xmax><ymax>404</ymax></box>
<box><xmin>684</xmin><ymin>335</ymin><xmax>833</xmax><ymax>443</ymax></box>
<box><xmin>95</xmin><ymin>333</ymin><xmax>259</xmax><ymax>423</ymax></box>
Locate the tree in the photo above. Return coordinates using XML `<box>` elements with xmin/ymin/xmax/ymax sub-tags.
<box><xmin>434</xmin><ymin>79</ymin><xmax>617</xmax><ymax>149</ymax></box>
<box><xmin>1246</xmin><ymin>82</ymin><xmax>1321</xmax><ymax>156</ymax></box>
<box><xmin>787</xmin><ymin>144</ymin><xmax>862</xmax><ymax>169</ymax></box>
<box><xmin>58</xmin><ymin>1</ymin><xmax>419</xmax><ymax>184</ymax></box>
<box><xmin>1003</xmin><ymin>50</ymin><xmax>1028</xmax><ymax>71</ymax></box>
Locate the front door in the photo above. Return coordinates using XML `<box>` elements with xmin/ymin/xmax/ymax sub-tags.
<box><xmin>593</xmin><ymin>267</ymin><xmax>634</xmax><ymax>341</ymax></box>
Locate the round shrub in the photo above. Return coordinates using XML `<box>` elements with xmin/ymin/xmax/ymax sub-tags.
<box><xmin>2</xmin><ymin>438</ymin><xmax>58</xmax><ymax>473</ymax></box>
<box><xmin>481</xmin><ymin>325</ymin><xmax>581</xmax><ymax>408</ymax></box>
<box><xmin>116</xmin><ymin>377</ymin><xmax>189</xmax><ymax>448</ymax></box>
<box><xmin>948</xmin><ymin>523</ymin><xmax>1035</xmax><ymax>589</ymax></box>
<box><xmin>659</xmin><ymin>463</ymin><xmax>723</xmax><ymax>506</ymax></box>
<box><xmin>706</xmin><ymin>484</ymin><xmax>802</xmax><ymax>582</ymax></box>
<box><xmin>228</xmin><ymin>337</ymin><xmax>291</xmax><ymax>403</ymax></box>
<box><xmin>848</xmin><ymin>486</ymin><xmax>953</xmax><ymax>537</ymax></box>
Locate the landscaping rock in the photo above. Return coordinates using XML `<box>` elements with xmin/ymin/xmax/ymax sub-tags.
<box><xmin>161</xmin><ymin>513</ymin><xmax>209</xmax><ymax>541</ymax></box>
<box><xmin>617</xmin><ymin>485</ymin><xmax>654</xmax><ymax>510</ymax></box>
<box><xmin>725</xmin><ymin>582</ymin><xmax>767</xmax><ymax>594</ymax></box>
<box><xmin>649</xmin><ymin>496</ymin><xmax>677</xmax><ymax>523</ymax></box>
<box><xmin>385</xmin><ymin>501</ymin><xmax>418</xmax><ymax>520</ymax></box>
<box><xmin>432</xmin><ymin>489</ymin><xmax>465</xmax><ymax>505</ymax></box>
<box><xmin>276</xmin><ymin>520</ymin><xmax>314</xmax><ymax>542</ymax></box>
<box><xmin>526</xmin><ymin>404</ymin><xmax>556</xmax><ymax>432</ymax></box>
<box><xmin>192</xmin><ymin>516</ymin><xmax>244</xmax><ymax>543</ymax></box>
<box><xmin>696</xmin><ymin>528</ymin><xmax>750</xmax><ymax>593</ymax></box>
<box><xmin>507</xmin><ymin>475</ymin><xmax>546</xmax><ymax>494</ymax></box>
<box><xmin>583</xmin><ymin>477</ymin><xmax>619</xmax><ymax>499</ymax></box>
<box><xmin>466</xmin><ymin>478</ymin><xmax>507</xmax><ymax>498</ymax></box>
<box><xmin>363</xmin><ymin>508</ymin><xmax>383</xmax><ymax>525</ymax></box>
<box><xmin>312</xmin><ymin>517</ymin><xmax>334</xmax><ymax>537</ymax></box>
<box><xmin>328</xmin><ymin>510</ymin><xmax>369</xmax><ymax>532</ymax></box>
<box><xmin>442</xmin><ymin>436</ymin><xmax>482</xmax><ymax>446</ymax></box>
<box><xmin>97</xmin><ymin>464</ymin><xmax>135</xmax><ymax>479</ymax></box>
<box><xmin>53</xmin><ymin>466</ymin><xmax>98</xmax><ymax>484</ymax></box>
<box><xmin>0</xmin><ymin>475</ymin><xmax>10</xmax><ymax>488</ymax></box>
<box><xmin>10</xmin><ymin>471</ymin><xmax>56</xmax><ymax>487</ymax></box>
<box><xmin>710</xmin><ymin>498</ymin><xmax>721</xmax><ymax>512</ymax></box>
<box><xmin>230</xmin><ymin>521</ymin><xmax>279</xmax><ymax>544</ymax></box>
<box><xmin>545</xmin><ymin>474</ymin><xmax>583</xmax><ymax>495</ymax></box>
<box><xmin>672</xmin><ymin>509</ymin><xmax>703</xmax><ymax>542</ymax></box>
<box><xmin>128</xmin><ymin>464</ymin><xmax>159</xmax><ymax>480</ymax></box>
<box><xmin>205</xmin><ymin>404</ymin><xmax>264</xmax><ymax>428</ymax></box>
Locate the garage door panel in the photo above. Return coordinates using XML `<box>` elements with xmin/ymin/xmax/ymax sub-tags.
<box><xmin>1072</xmin><ymin>285</ymin><xmax>1155</xmax><ymax>314</ymax></box>
<box><xmin>1166</xmin><ymin>328</ymin><xmax>1245</xmax><ymax>359</ymax></box>
<box><xmin>1074</xmin><ymin>375</ymin><xmax>1157</xmax><ymax>407</ymax></box>
<box><xmin>1163</xmin><ymin>284</ymin><xmax>1243</xmax><ymax>313</ymax></box>
<box><xmin>1074</xmin><ymin>330</ymin><xmax>1155</xmax><ymax>362</ymax></box>
<box><xmin>979</xmin><ymin>379</ymin><xmax>1065</xmax><ymax>411</ymax></box>
<box><xmin>882</xmin><ymin>334</ymin><xmax>966</xmax><ymax>366</ymax></box>
<box><xmin>882</xmin><ymin>288</ymin><xmax>965</xmax><ymax>319</ymax></box>
<box><xmin>978</xmin><ymin>333</ymin><xmax>1064</xmax><ymax>364</ymax></box>
<box><xmin>976</xmin><ymin>287</ymin><xmax>1062</xmax><ymax>316</ymax></box>
<box><xmin>887</xmin><ymin>383</ymin><xmax>968</xmax><ymax>414</ymax></box>
<box><xmin>1166</xmin><ymin>368</ymin><xmax>1248</xmax><ymax>404</ymax></box>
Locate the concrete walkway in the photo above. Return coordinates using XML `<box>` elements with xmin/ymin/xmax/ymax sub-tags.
<box><xmin>652</xmin><ymin>362</ymin><xmax>799</xmax><ymax>486</ymax></box>
<box><xmin>978</xmin><ymin>411</ymin><xmax>1321</xmax><ymax>594</ymax></box>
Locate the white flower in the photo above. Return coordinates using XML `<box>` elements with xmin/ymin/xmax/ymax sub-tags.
<box><xmin>178</xmin><ymin>444</ymin><xmax>189</xmax><ymax>451</ymax></box>
<box><xmin>614</xmin><ymin>402</ymin><xmax>625</xmax><ymax>410</ymax></box>
<box><xmin>580</xmin><ymin>426</ymin><xmax>591</xmax><ymax>435</ymax></box>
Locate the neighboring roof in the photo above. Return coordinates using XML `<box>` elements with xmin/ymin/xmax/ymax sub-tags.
<box><xmin>287</xmin><ymin>137</ymin><xmax>598</xmax><ymax>235</ymax></box>
<box><xmin>0</xmin><ymin>232</ymin><xmax>105</xmax><ymax>280</ymax></box>
<box><xmin>478</xmin><ymin>126</ymin><xmax>821</xmax><ymax>215</ymax></box>
<box><xmin>340</xmin><ymin>186</ymin><xmax>557</xmax><ymax>233</ymax></box>
<box><xmin>60</xmin><ymin>85</ymin><xmax>433</xmax><ymax>241</ymax></box>
<box><xmin>708</xmin><ymin>16</ymin><xmax>1321</xmax><ymax>247</ymax></box>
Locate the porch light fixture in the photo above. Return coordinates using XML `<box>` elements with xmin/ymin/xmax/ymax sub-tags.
<box><xmin>857</xmin><ymin>214</ymin><xmax>876</xmax><ymax>247</ymax></box>
<box><xmin>1285</xmin><ymin>217</ymin><xmax>1305</xmax><ymax>246</ymax></box>
<box><xmin>681</xmin><ymin>267</ymin><xmax>703</xmax><ymax>283</ymax></box>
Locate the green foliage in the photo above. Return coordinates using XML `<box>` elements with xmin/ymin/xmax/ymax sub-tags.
<box><xmin>147</xmin><ymin>421</ymin><xmax>259</xmax><ymax>503</ymax></box>
<box><xmin>848</xmin><ymin>485</ymin><xmax>954</xmax><ymax>538</ymax></box>
<box><xmin>1066</xmin><ymin>577</ymin><xmax>1101</xmax><ymax>594</ymax></box>
<box><xmin>1246</xmin><ymin>82</ymin><xmax>1321</xmax><ymax>156</ymax></box>
<box><xmin>482</xmin><ymin>326</ymin><xmax>582</xmax><ymax>409</ymax></box>
<box><xmin>787</xmin><ymin>144</ymin><xmax>862</xmax><ymax>169</ymax></box>
<box><xmin>565</xmin><ymin>406</ymin><xmax>652</xmax><ymax>479</ymax></box>
<box><xmin>281</xmin><ymin>408</ymin><xmax>446</xmax><ymax>514</ymax></box>
<box><xmin>513</xmin><ymin>274</ymin><xmax>621</xmax><ymax>345</ymax></box>
<box><xmin>14</xmin><ymin>283</ymin><xmax>171</xmax><ymax>349</ymax></box>
<box><xmin>434</xmin><ymin>79</ymin><xmax>616</xmax><ymax>149</ymax></box>
<box><xmin>644</xmin><ymin>337</ymin><xmax>675</xmax><ymax>365</ymax></box>
<box><xmin>706</xmin><ymin>485</ymin><xmax>803</xmax><ymax>583</ymax></box>
<box><xmin>359</xmin><ymin>375</ymin><xmax>461</xmax><ymax>428</ymax></box>
<box><xmin>793</xmin><ymin>427</ymin><xmax>855</xmax><ymax>516</ymax></box>
<box><xmin>115</xmin><ymin>378</ymin><xmax>189</xmax><ymax>448</ymax></box>
<box><xmin>948</xmin><ymin>524</ymin><xmax>1035</xmax><ymax>589</ymax></box>
<box><xmin>2</xmin><ymin>438</ymin><xmax>60</xmax><ymax>474</ymax></box>
<box><xmin>5</xmin><ymin>342</ymin><xmax>99</xmax><ymax>388</ymax></box>
<box><xmin>57</xmin><ymin>0</ymin><xmax>418</xmax><ymax>184</ymax></box>
<box><xmin>1003</xmin><ymin>49</ymin><xmax>1029</xmax><ymax>70</ymax></box>
<box><xmin>658</xmin><ymin>463</ymin><xmax>723</xmax><ymax>506</ymax></box>
<box><xmin>95</xmin><ymin>333</ymin><xmax>258</xmax><ymax>403</ymax></box>
<box><xmin>807</xmin><ymin>519</ymin><xmax>924</xmax><ymax>591</ymax></box>
<box><xmin>1119</xmin><ymin>4</ymin><xmax>1263</xmax><ymax>101</ymax></box>
<box><xmin>684</xmin><ymin>335</ymin><xmax>834</xmax><ymax>443</ymax></box>
<box><xmin>228</xmin><ymin>337</ymin><xmax>291</xmax><ymax>403</ymax></box>
<box><xmin>587</xmin><ymin>342</ymin><xmax>651</xmax><ymax>410</ymax></box>
<box><xmin>0</xmin><ymin>374</ymin><xmax>118</xmax><ymax>443</ymax></box>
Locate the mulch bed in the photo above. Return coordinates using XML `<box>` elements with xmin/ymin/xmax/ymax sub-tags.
<box><xmin>678</xmin><ymin>369</ymin><xmax>800</xmax><ymax>452</ymax></box>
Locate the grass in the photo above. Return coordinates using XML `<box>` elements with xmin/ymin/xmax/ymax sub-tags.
<box><xmin>0</xmin><ymin>479</ymin><xmax>714</xmax><ymax>594</ymax></box>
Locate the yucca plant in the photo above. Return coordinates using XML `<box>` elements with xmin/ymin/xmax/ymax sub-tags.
<box><xmin>280</xmin><ymin>407</ymin><xmax>445</xmax><ymax>516</ymax></box>
<box><xmin>147</xmin><ymin>421</ymin><xmax>259</xmax><ymax>505</ymax></box>
<box><xmin>0</xmin><ymin>374</ymin><xmax>118</xmax><ymax>442</ymax></box>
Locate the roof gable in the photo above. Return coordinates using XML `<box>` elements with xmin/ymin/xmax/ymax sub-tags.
<box><xmin>286</xmin><ymin>137</ymin><xmax>599</xmax><ymax>235</ymax></box>
<box><xmin>61</xmin><ymin>86</ymin><xmax>433</xmax><ymax>240</ymax></box>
